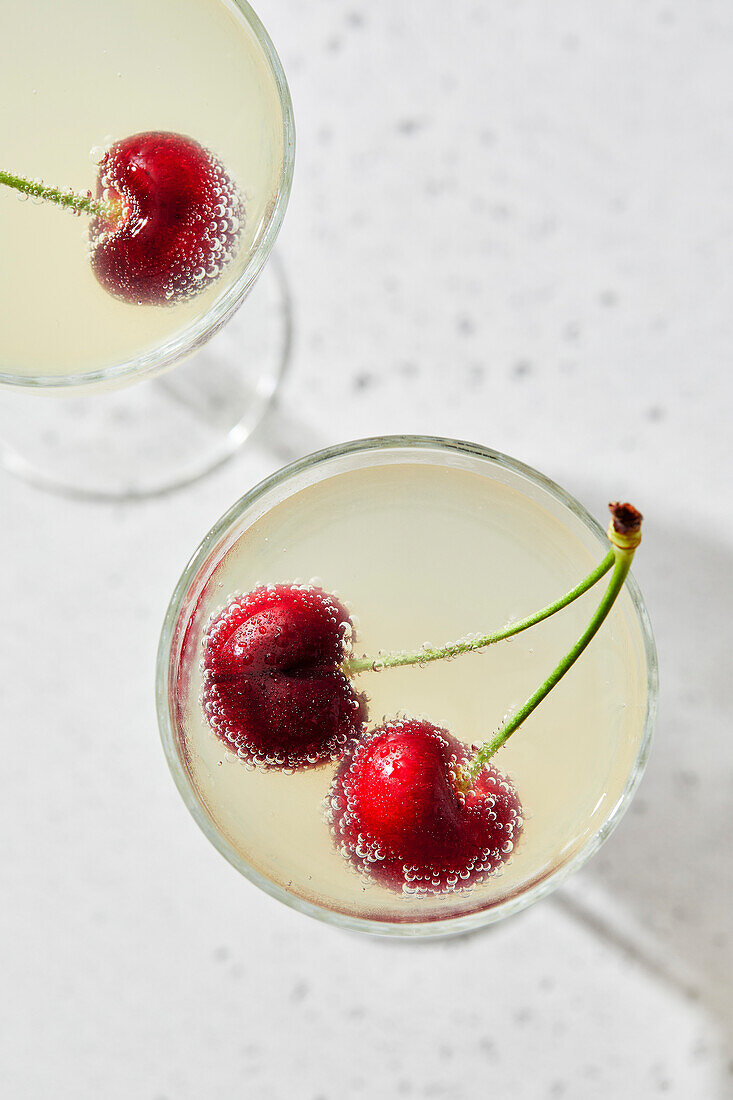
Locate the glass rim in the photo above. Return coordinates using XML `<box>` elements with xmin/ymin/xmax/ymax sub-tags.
<box><xmin>156</xmin><ymin>434</ymin><xmax>659</xmax><ymax>938</ymax></box>
<box><xmin>0</xmin><ymin>0</ymin><xmax>295</xmax><ymax>393</ymax></box>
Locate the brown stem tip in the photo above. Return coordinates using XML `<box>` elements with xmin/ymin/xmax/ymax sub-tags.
<box><xmin>608</xmin><ymin>501</ymin><xmax>643</xmax><ymax>535</ymax></box>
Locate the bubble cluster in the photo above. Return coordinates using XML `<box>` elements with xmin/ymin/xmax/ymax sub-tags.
<box><xmin>327</xmin><ymin>719</ymin><xmax>523</xmax><ymax>896</ymax></box>
<box><xmin>88</xmin><ymin>131</ymin><xmax>244</xmax><ymax>306</ymax></box>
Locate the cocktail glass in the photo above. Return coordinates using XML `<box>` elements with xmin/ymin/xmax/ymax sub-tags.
<box><xmin>156</xmin><ymin>436</ymin><xmax>658</xmax><ymax>937</ymax></box>
<box><xmin>0</xmin><ymin>0</ymin><xmax>294</xmax><ymax>498</ymax></box>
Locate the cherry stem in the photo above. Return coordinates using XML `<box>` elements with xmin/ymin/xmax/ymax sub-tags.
<box><xmin>0</xmin><ymin>168</ymin><xmax>119</xmax><ymax>223</ymax></box>
<box><xmin>343</xmin><ymin>549</ymin><xmax>615</xmax><ymax>677</ymax></box>
<box><xmin>464</xmin><ymin>503</ymin><xmax>643</xmax><ymax>780</ymax></box>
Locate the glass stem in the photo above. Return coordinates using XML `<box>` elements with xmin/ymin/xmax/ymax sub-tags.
<box><xmin>343</xmin><ymin>548</ymin><xmax>615</xmax><ymax>677</ymax></box>
<box><xmin>465</xmin><ymin>538</ymin><xmax>637</xmax><ymax>780</ymax></box>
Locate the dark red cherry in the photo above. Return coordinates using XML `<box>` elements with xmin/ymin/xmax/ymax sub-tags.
<box><xmin>202</xmin><ymin>585</ymin><xmax>366</xmax><ymax>770</ymax></box>
<box><xmin>89</xmin><ymin>131</ymin><xmax>242</xmax><ymax>305</ymax></box>
<box><xmin>329</xmin><ymin>719</ymin><xmax>522</xmax><ymax>895</ymax></box>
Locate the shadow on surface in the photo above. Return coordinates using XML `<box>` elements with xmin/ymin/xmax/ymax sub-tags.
<box><xmin>557</xmin><ymin>495</ymin><xmax>733</xmax><ymax>1093</ymax></box>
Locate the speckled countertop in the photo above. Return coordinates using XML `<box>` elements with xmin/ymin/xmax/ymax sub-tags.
<box><xmin>2</xmin><ymin>2</ymin><xmax>732</xmax><ymax>1097</ymax></box>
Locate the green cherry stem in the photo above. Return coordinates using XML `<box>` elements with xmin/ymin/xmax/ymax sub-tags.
<box><xmin>0</xmin><ymin>168</ymin><xmax>119</xmax><ymax>223</ymax></box>
<box><xmin>464</xmin><ymin>502</ymin><xmax>643</xmax><ymax>780</ymax></box>
<box><xmin>343</xmin><ymin>548</ymin><xmax>615</xmax><ymax>677</ymax></box>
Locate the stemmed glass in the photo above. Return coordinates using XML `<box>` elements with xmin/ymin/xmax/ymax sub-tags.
<box><xmin>157</xmin><ymin>436</ymin><xmax>658</xmax><ymax>936</ymax></box>
<box><xmin>0</xmin><ymin>0</ymin><xmax>294</xmax><ymax>498</ymax></box>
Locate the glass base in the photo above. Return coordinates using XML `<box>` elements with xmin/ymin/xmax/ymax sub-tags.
<box><xmin>0</xmin><ymin>257</ymin><xmax>292</xmax><ymax>500</ymax></box>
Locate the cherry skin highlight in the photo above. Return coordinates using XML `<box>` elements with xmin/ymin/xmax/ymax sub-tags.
<box><xmin>202</xmin><ymin>585</ymin><xmax>366</xmax><ymax>770</ymax></box>
<box><xmin>89</xmin><ymin>131</ymin><xmax>242</xmax><ymax>305</ymax></box>
<box><xmin>329</xmin><ymin>719</ymin><xmax>523</xmax><ymax>895</ymax></box>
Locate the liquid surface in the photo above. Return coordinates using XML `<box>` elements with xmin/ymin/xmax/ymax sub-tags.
<box><xmin>0</xmin><ymin>0</ymin><xmax>286</xmax><ymax>381</ymax></box>
<box><xmin>170</xmin><ymin>456</ymin><xmax>651</xmax><ymax>925</ymax></box>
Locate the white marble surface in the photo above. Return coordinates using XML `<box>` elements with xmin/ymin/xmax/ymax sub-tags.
<box><xmin>2</xmin><ymin>1</ymin><xmax>732</xmax><ymax>1096</ymax></box>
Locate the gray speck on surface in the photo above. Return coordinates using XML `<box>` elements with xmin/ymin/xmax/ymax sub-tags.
<box><xmin>213</xmin><ymin>946</ymin><xmax>230</xmax><ymax>962</ymax></box>
<box><xmin>646</xmin><ymin>406</ymin><xmax>666</xmax><ymax>422</ymax></box>
<box><xmin>457</xmin><ymin>315</ymin><xmax>475</xmax><ymax>336</ymax></box>
<box><xmin>599</xmin><ymin>289</ymin><xmax>618</xmax><ymax>307</ymax></box>
<box><xmin>353</xmin><ymin>373</ymin><xmax>375</xmax><ymax>391</ymax></box>
<box><xmin>425</xmin><ymin>177</ymin><xmax>449</xmax><ymax>196</ymax></box>
<box><xmin>563</xmin><ymin>323</ymin><xmax>581</xmax><ymax>342</ymax></box>
<box><xmin>478</xmin><ymin>1037</ymin><xmax>496</xmax><ymax>1059</ymax></box>
<box><xmin>533</xmin><ymin>216</ymin><xmax>557</xmax><ymax>238</ymax></box>
<box><xmin>513</xmin><ymin>1007</ymin><xmax>532</xmax><ymax>1025</ymax></box>
<box><xmin>290</xmin><ymin>979</ymin><xmax>309</xmax><ymax>1002</ymax></box>
<box><xmin>513</xmin><ymin>359</ymin><xmax>532</xmax><ymax>378</ymax></box>
<box><xmin>550</xmin><ymin>1083</ymin><xmax>566</xmax><ymax>1098</ymax></box>
<box><xmin>652</xmin><ymin>1062</ymin><xmax>672</xmax><ymax>1091</ymax></box>
<box><xmin>326</xmin><ymin>35</ymin><xmax>342</xmax><ymax>52</ymax></box>
<box><xmin>397</xmin><ymin>118</ymin><xmax>424</xmax><ymax>136</ymax></box>
<box><xmin>346</xmin><ymin>11</ymin><xmax>364</xmax><ymax>28</ymax></box>
<box><xmin>347</xmin><ymin>1005</ymin><xmax>366</xmax><ymax>1020</ymax></box>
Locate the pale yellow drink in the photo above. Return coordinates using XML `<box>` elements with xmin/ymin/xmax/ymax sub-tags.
<box><xmin>0</xmin><ymin>0</ymin><xmax>286</xmax><ymax>381</ymax></box>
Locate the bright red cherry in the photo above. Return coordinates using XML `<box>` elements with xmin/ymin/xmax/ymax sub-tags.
<box><xmin>202</xmin><ymin>585</ymin><xmax>366</xmax><ymax>770</ymax></box>
<box><xmin>329</xmin><ymin>719</ymin><xmax>522</xmax><ymax>894</ymax></box>
<box><xmin>89</xmin><ymin>131</ymin><xmax>242</xmax><ymax>305</ymax></box>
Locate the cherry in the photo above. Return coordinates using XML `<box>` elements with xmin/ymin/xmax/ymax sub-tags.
<box><xmin>202</xmin><ymin>585</ymin><xmax>366</xmax><ymax>770</ymax></box>
<box><xmin>89</xmin><ymin>131</ymin><xmax>242</xmax><ymax>305</ymax></box>
<box><xmin>328</xmin><ymin>719</ymin><xmax>523</xmax><ymax>895</ymax></box>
